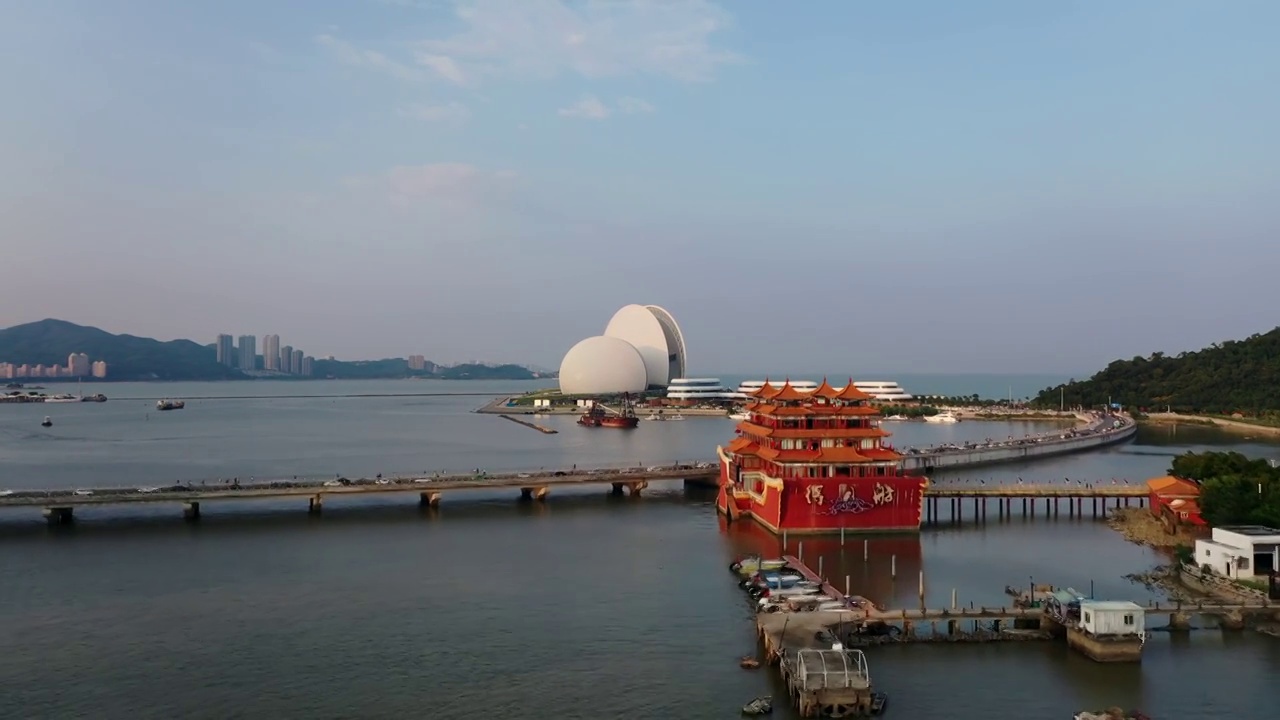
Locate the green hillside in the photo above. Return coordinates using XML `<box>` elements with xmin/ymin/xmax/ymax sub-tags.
<box><xmin>0</xmin><ymin>319</ymin><xmax>242</xmax><ymax>381</ymax></box>
<box><xmin>1033</xmin><ymin>328</ymin><xmax>1280</xmax><ymax>413</ymax></box>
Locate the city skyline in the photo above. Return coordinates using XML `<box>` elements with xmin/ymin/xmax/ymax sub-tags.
<box><xmin>218</xmin><ymin>332</ymin><xmax>314</xmax><ymax>376</ymax></box>
<box><xmin>2</xmin><ymin>1</ymin><xmax>1278</xmax><ymax>373</ymax></box>
<box><xmin>0</xmin><ymin>352</ymin><xmax>109</xmax><ymax>380</ymax></box>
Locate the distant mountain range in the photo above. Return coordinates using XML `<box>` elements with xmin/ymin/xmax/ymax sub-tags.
<box><xmin>0</xmin><ymin>319</ymin><xmax>549</xmax><ymax>382</ymax></box>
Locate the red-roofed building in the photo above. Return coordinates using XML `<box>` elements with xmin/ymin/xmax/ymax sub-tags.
<box><xmin>717</xmin><ymin>377</ymin><xmax>925</xmax><ymax>535</ymax></box>
<box><xmin>1146</xmin><ymin>476</ymin><xmax>1206</xmax><ymax>528</ymax></box>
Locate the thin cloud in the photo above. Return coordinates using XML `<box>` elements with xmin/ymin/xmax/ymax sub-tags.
<box><xmin>417</xmin><ymin>0</ymin><xmax>741</xmax><ymax>85</ymax></box>
<box><xmin>315</xmin><ymin>34</ymin><xmax>420</xmax><ymax>80</ymax></box>
<box><xmin>558</xmin><ymin>95</ymin><xmax>611</xmax><ymax>120</ymax></box>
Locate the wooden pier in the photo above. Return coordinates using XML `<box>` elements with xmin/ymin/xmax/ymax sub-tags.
<box><xmin>923</xmin><ymin>484</ymin><xmax>1148</xmax><ymax>524</ymax></box>
<box><xmin>743</xmin><ymin>555</ymin><xmax>1280</xmax><ymax>714</ymax></box>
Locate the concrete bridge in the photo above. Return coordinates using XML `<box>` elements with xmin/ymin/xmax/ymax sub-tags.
<box><xmin>6</xmin><ymin>466</ymin><xmax>716</xmax><ymax>524</ymax></box>
<box><xmin>5</xmin><ymin>469</ymin><xmax>1161</xmax><ymax>525</ymax></box>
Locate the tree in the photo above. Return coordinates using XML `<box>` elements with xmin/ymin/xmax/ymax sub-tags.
<box><xmin>1178</xmin><ymin>450</ymin><xmax>1280</xmax><ymax>527</ymax></box>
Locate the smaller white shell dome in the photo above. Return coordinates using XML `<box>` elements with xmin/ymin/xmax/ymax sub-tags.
<box><xmin>558</xmin><ymin>336</ymin><xmax>648</xmax><ymax>395</ymax></box>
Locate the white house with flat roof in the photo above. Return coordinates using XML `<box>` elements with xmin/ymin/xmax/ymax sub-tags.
<box><xmin>1194</xmin><ymin>526</ymin><xmax>1280</xmax><ymax>579</ymax></box>
<box><xmin>1078</xmin><ymin>600</ymin><xmax>1146</xmax><ymax>637</ymax></box>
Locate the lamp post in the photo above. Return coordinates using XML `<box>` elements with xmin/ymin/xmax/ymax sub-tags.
<box><xmin>1029</xmin><ymin>576</ymin><xmax>1035</xmax><ymax>604</ymax></box>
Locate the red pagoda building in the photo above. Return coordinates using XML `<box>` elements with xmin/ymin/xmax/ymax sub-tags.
<box><xmin>716</xmin><ymin>379</ymin><xmax>927</xmax><ymax>534</ymax></box>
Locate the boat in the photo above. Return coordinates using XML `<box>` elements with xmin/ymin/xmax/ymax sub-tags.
<box><xmin>728</xmin><ymin>410</ymin><xmax>750</xmax><ymax>421</ymax></box>
<box><xmin>41</xmin><ymin>416</ymin><xmax>52</xmax><ymax>427</ymax></box>
<box><xmin>882</xmin><ymin>414</ymin><xmax>907</xmax><ymax>421</ymax></box>
<box><xmin>729</xmin><ymin>556</ymin><xmax>788</xmax><ymax>574</ymax></box>
<box><xmin>44</xmin><ymin>394</ymin><xmax>78</xmax><ymax>403</ymax></box>
<box><xmin>669</xmin><ymin>413</ymin><xmax>685</xmax><ymax>421</ymax></box>
<box><xmin>717</xmin><ymin>378</ymin><xmax>928</xmax><ymax>534</ymax></box>
<box><xmin>644</xmin><ymin>412</ymin><xmax>666</xmax><ymax>421</ymax></box>
<box><xmin>576</xmin><ymin>394</ymin><xmax>639</xmax><ymax>429</ymax></box>
<box><xmin>81</xmin><ymin>393</ymin><xmax>107</xmax><ymax>403</ymax></box>
<box><xmin>924</xmin><ymin>411</ymin><xmax>959</xmax><ymax>424</ymax></box>
<box><xmin>741</xmin><ymin>696</ymin><xmax>772</xmax><ymax>715</ymax></box>
<box><xmin>156</xmin><ymin>399</ymin><xmax>186</xmax><ymax>411</ymax></box>
<box><xmin>870</xmin><ymin>692</ymin><xmax>887</xmax><ymax>715</ymax></box>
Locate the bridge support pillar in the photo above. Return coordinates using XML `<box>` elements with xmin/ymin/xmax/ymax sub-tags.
<box><xmin>419</xmin><ymin>491</ymin><xmax>441</xmax><ymax>508</ymax></box>
<box><xmin>622</xmin><ymin>480</ymin><xmax>648</xmax><ymax>497</ymax></box>
<box><xmin>1219</xmin><ymin>610</ymin><xmax>1245</xmax><ymax>631</ymax></box>
<box><xmin>520</xmin><ymin>486</ymin><xmax>550</xmax><ymax>502</ymax></box>
<box><xmin>183</xmin><ymin>502</ymin><xmax>201</xmax><ymax>521</ymax></box>
<box><xmin>42</xmin><ymin>507</ymin><xmax>74</xmax><ymax>525</ymax></box>
<box><xmin>611</xmin><ymin>482</ymin><xmax>625</xmax><ymax>496</ymax></box>
<box><xmin>308</xmin><ymin>495</ymin><xmax>323</xmax><ymax>515</ymax></box>
<box><xmin>1168</xmin><ymin>612</ymin><xmax>1192</xmax><ymax>630</ymax></box>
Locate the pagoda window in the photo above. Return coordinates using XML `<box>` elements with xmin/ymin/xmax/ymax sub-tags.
<box><xmin>860</xmin><ymin>439</ymin><xmax>875</xmax><ymax>449</ymax></box>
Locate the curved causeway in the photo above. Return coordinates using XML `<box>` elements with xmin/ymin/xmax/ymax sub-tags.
<box><xmin>900</xmin><ymin>413</ymin><xmax>1136</xmax><ymax>473</ymax></box>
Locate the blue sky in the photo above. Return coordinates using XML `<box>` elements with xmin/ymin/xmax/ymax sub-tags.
<box><xmin>1</xmin><ymin>0</ymin><xmax>1277</xmax><ymax>374</ymax></box>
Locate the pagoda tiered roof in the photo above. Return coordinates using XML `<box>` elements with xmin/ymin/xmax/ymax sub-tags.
<box><xmin>745</xmin><ymin>403</ymin><xmax>879</xmax><ymax>417</ymax></box>
<box><xmin>833</xmin><ymin>378</ymin><xmax>874</xmax><ymax>401</ymax></box>
<box><xmin>736</xmin><ymin>422</ymin><xmax>888</xmax><ymax>440</ymax></box>
<box><xmin>769</xmin><ymin>380</ymin><xmax>811</xmax><ymax>401</ymax></box>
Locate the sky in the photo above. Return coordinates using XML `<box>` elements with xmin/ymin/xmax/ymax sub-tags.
<box><xmin>1</xmin><ymin>0</ymin><xmax>1277</xmax><ymax>374</ymax></box>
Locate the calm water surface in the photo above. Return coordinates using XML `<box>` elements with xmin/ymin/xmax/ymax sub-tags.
<box><xmin>2</xmin><ymin>381</ymin><xmax>1278</xmax><ymax>719</ymax></box>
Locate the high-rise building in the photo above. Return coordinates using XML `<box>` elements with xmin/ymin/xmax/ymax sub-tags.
<box><xmin>0</xmin><ymin>363</ymin><xmax>13</xmax><ymax>379</ymax></box>
<box><xmin>291</xmin><ymin>349</ymin><xmax>303</xmax><ymax>375</ymax></box>
<box><xmin>301</xmin><ymin>356</ymin><xmax>314</xmax><ymax>377</ymax></box>
<box><xmin>408</xmin><ymin>355</ymin><xmax>426</xmax><ymax>371</ymax></box>
<box><xmin>238</xmin><ymin>335</ymin><xmax>256</xmax><ymax>371</ymax></box>
<box><xmin>67</xmin><ymin>352</ymin><xmax>90</xmax><ymax>377</ymax></box>
<box><xmin>216</xmin><ymin>334</ymin><xmax>235</xmax><ymax>366</ymax></box>
<box><xmin>281</xmin><ymin>345</ymin><xmax>294</xmax><ymax>373</ymax></box>
<box><xmin>16</xmin><ymin>364</ymin><xmax>30</xmax><ymax>377</ymax></box>
<box><xmin>263</xmin><ymin>334</ymin><xmax>281</xmax><ymax>371</ymax></box>
<box><xmin>91</xmin><ymin>361</ymin><xmax>108</xmax><ymax>378</ymax></box>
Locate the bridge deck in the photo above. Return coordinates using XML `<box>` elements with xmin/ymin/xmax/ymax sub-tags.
<box><xmin>0</xmin><ymin>467</ymin><xmax>714</xmax><ymax>508</ymax></box>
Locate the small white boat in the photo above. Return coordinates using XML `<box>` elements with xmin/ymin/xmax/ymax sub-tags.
<box><xmin>41</xmin><ymin>416</ymin><xmax>52</xmax><ymax>427</ymax></box>
<box><xmin>644</xmin><ymin>413</ymin><xmax>666</xmax><ymax>421</ymax></box>
<box><xmin>73</xmin><ymin>489</ymin><xmax>93</xmax><ymax>496</ymax></box>
<box><xmin>882</xmin><ymin>414</ymin><xmax>907</xmax><ymax>421</ymax></box>
<box><xmin>669</xmin><ymin>413</ymin><xmax>685</xmax><ymax>421</ymax></box>
<box><xmin>44</xmin><ymin>394</ymin><xmax>78</xmax><ymax>403</ymax></box>
<box><xmin>924</xmin><ymin>411</ymin><xmax>959</xmax><ymax>424</ymax></box>
<box><xmin>728</xmin><ymin>410</ymin><xmax>750</xmax><ymax>421</ymax></box>
<box><xmin>136</xmin><ymin>487</ymin><xmax>161</xmax><ymax>493</ymax></box>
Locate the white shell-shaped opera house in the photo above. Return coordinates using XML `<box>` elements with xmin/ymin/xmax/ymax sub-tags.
<box><xmin>558</xmin><ymin>304</ymin><xmax>688</xmax><ymax>395</ymax></box>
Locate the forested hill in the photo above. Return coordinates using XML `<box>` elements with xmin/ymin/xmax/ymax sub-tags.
<box><xmin>1032</xmin><ymin>328</ymin><xmax>1280</xmax><ymax>413</ymax></box>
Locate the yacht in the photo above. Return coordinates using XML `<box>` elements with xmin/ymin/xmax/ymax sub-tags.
<box><xmin>44</xmin><ymin>394</ymin><xmax>79</xmax><ymax>403</ymax></box>
<box><xmin>669</xmin><ymin>413</ymin><xmax>686</xmax><ymax>421</ymax></box>
<box><xmin>924</xmin><ymin>411</ymin><xmax>959</xmax><ymax>424</ymax></box>
<box><xmin>728</xmin><ymin>410</ymin><xmax>750</xmax><ymax>421</ymax></box>
<box><xmin>644</xmin><ymin>412</ymin><xmax>667</xmax><ymax>421</ymax></box>
<box><xmin>882</xmin><ymin>414</ymin><xmax>908</xmax><ymax>421</ymax></box>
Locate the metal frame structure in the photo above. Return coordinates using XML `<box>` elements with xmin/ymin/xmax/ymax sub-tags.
<box><xmin>794</xmin><ymin>649</ymin><xmax>870</xmax><ymax>691</ymax></box>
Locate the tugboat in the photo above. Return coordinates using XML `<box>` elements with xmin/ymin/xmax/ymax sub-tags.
<box><xmin>81</xmin><ymin>393</ymin><xmax>108</xmax><ymax>403</ymax></box>
<box><xmin>576</xmin><ymin>394</ymin><xmax>640</xmax><ymax>429</ymax></box>
<box><xmin>156</xmin><ymin>399</ymin><xmax>185</xmax><ymax>411</ymax></box>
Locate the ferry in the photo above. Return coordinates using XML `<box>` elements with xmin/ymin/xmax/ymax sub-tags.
<box><xmin>44</xmin><ymin>394</ymin><xmax>79</xmax><ymax>403</ymax></box>
<box><xmin>924</xmin><ymin>411</ymin><xmax>959</xmax><ymax>424</ymax></box>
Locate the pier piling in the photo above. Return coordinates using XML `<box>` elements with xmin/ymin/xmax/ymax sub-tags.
<box><xmin>182</xmin><ymin>502</ymin><xmax>200</xmax><ymax>521</ymax></box>
<box><xmin>42</xmin><ymin>507</ymin><xmax>73</xmax><ymax>525</ymax></box>
<box><xmin>308</xmin><ymin>495</ymin><xmax>322</xmax><ymax>515</ymax></box>
<box><xmin>419</xmin><ymin>491</ymin><xmax>441</xmax><ymax>508</ymax></box>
